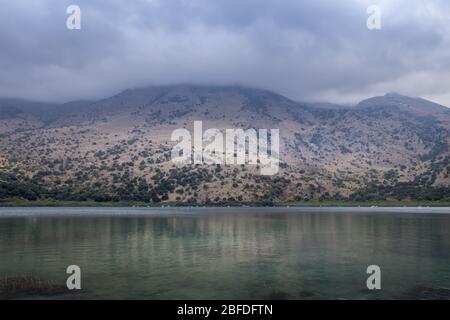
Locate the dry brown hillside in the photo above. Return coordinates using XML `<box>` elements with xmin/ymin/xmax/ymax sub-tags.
<box><xmin>0</xmin><ymin>85</ymin><xmax>449</xmax><ymax>204</ymax></box>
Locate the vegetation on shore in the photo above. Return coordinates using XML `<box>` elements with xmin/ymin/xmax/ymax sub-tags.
<box><xmin>0</xmin><ymin>276</ymin><xmax>67</xmax><ymax>299</ymax></box>
<box><xmin>1</xmin><ymin>197</ymin><xmax>449</xmax><ymax>208</ymax></box>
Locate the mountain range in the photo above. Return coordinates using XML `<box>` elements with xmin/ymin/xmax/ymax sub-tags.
<box><xmin>0</xmin><ymin>85</ymin><xmax>449</xmax><ymax>204</ymax></box>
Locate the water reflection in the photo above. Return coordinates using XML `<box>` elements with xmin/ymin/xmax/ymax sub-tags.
<box><xmin>0</xmin><ymin>209</ymin><xmax>449</xmax><ymax>299</ymax></box>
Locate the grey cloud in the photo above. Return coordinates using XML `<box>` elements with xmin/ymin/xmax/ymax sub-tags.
<box><xmin>0</xmin><ymin>0</ymin><xmax>449</xmax><ymax>106</ymax></box>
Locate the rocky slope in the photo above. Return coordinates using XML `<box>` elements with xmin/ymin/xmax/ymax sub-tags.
<box><xmin>0</xmin><ymin>85</ymin><xmax>449</xmax><ymax>204</ymax></box>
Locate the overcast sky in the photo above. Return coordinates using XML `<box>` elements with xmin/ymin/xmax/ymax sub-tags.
<box><xmin>1</xmin><ymin>0</ymin><xmax>450</xmax><ymax>106</ymax></box>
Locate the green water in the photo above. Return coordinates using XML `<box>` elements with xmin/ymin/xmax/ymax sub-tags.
<box><xmin>0</xmin><ymin>207</ymin><xmax>449</xmax><ymax>299</ymax></box>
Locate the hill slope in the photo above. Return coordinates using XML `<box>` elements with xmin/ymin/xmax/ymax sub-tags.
<box><xmin>1</xmin><ymin>85</ymin><xmax>449</xmax><ymax>204</ymax></box>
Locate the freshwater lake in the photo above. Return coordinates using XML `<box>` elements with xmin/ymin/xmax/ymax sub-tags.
<box><xmin>0</xmin><ymin>207</ymin><xmax>449</xmax><ymax>300</ymax></box>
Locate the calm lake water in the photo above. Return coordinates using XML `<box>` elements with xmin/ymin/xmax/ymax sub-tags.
<box><xmin>0</xmin><ymin>207</ymin><xmax>450</xmax><ymax>300</ymax></box>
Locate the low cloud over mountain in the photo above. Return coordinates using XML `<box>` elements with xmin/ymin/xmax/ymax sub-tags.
<box><xmin>1</xmin><ymin>1</ymin><xmax>450</xmax><ymax>106</ymax></box>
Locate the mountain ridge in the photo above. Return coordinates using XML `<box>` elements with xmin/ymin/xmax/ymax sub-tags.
<box><xmin>0</xmin><ymin>85</ymin><xmax>449</xmax><ymax>204</ymax></box>
<box><xmin>1</xmin><ymin>85</ymin><xmax>449</xmax><ymax>124</ymax></box>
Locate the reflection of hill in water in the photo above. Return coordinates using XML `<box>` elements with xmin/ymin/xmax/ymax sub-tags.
<box><xmin>0</xmin><ymin>208</ymin><xmax>450</xmax><ymax>299</ymax></box>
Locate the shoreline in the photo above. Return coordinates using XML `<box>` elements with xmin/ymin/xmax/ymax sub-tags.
<box><xmin>0</xmin><ymin>206</ymin><xmax>450</xmax><ymax>218</ymax></box>
<box><xmin>1</xmin><ymin>198</ymin><xmax>450</xmax><ymax>208</ymax></box>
